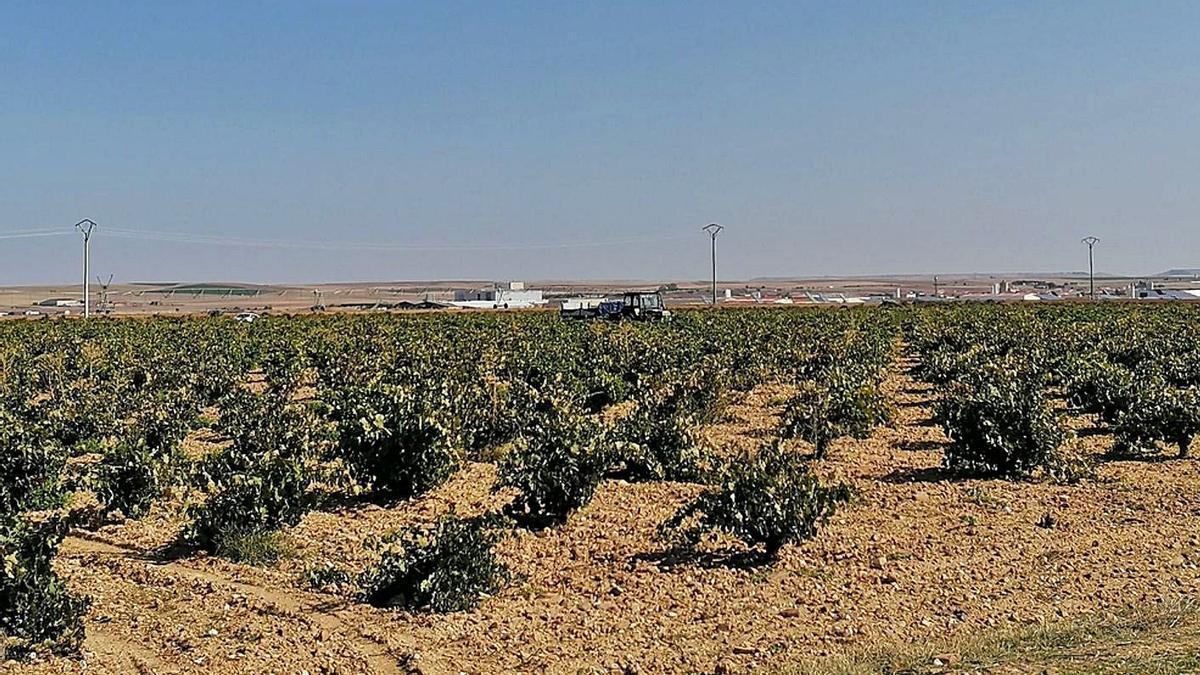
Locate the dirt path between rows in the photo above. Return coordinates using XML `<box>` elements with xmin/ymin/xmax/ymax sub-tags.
<box><xmin>81</xmin><ymin>623</ymin><xmax>170</xmax><ymax>675</ymax></box>
<box><xmin>58</xmin><ymin>532</ymin><xmax>405</xmax><ymax>674</ymax></box>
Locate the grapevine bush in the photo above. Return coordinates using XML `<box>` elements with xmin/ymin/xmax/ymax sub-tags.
<box><xmin>92</xmin><ymin>439</ymin><xmax>171</xmax><ymax>518</ymax></box>
<box><xmin>187</xmin><ymin>391</ymin><xmax>325</xmax><ymax>559</ymax></box>
<box><xmin>330</xmin><ymin>383</ymin><xmax>458</xmax><ymax>499</ymax></box>
<box><xmin>1112</xmin><ymin>383</ymin><xmax>1200</xmax><ymax>458</ymax></box>
<box><xmin>660</xmin><ymin>444</ymin><xmax>850</xmax><ymax>558</ymax></box>
<box><xmin>0</xmin><ymin>424</ymin><xmax>67</xmax><ymax>515</ymax></box>
<box><xmin>610</xmin><ymin>396</ymin><xmax>712</xmax><ymax>483</ymax></box>
<box><xmin>359</xmin><ymin>512</ymin><xmax>510</xmax><ymax>613</ymax></box>
<box><xmin>0</xmin><ymin>514</ymin><xmax>90</xmax><ymax>659</ymax></box>
<box><xmin>935</xmin><ymin>372</ymin><xmax>1067</xmax><ymax>478</ymax></box>
<box><xmin>779</xmin><ymin>368</ymin><xmax>893</xmax><ymax>459</ymax></box>
<box><xmin>494</xmin><ymin>397</ymin><xmax>610</xmax><ymax>525</ymax></box>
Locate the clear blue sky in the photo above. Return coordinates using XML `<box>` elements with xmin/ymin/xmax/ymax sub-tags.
<box><xmin>2</xmin><ymin>1</ymin><xmax>1198</xmax><ymax>284</ymax></box>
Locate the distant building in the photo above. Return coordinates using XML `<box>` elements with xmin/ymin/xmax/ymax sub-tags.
<box><xmin>37</xmin><ymin>298</ymin><xmax>83</xmax><ymax>307</ymax></box>
<box><xmin>452</xmin><ymin>282</ymin><xmax>546</xmax><ymax>309</ymax></box>
<box><xmin>726</xmin><ymin>290</ymin><xmax>797</xmax><ymax>305</ymax></box>
<box><xmin>1135</xmin><ymin>288</ymin><xmax>1200</xmax><ymax>301</ymax></box>
<box><xmin>801</xmin><ymin>291</ymin><xmax>873</xmax><ymax>304</ymax></box>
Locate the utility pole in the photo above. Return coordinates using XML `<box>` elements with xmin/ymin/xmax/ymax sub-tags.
<box><xmin>702</xmin><ymin>223</ymin><xmax>723</xmax><ymax>306</ymax></box>
<box><xmin>933</xmin><ymin>275</ymin><xmax>939</xmax><ymax>297</ymax></box>
<box><xmin>75</xmin><ymin>219</ymin><xmax>97</xmax><ymax>318</ymax></box>
<box><xmin>96</xmin><ymin>273</ymin><xmax>113</xmax><ymax>313</ymax></box>
<box><xmin>1082</xmin><ymin>236</ymin><xmax>1100</xmax><ymax>300</ymax></box>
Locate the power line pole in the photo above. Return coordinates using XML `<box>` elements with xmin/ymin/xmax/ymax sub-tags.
<box><xmin>702</xmin><ymin>223</ymin><xmax>723</xmax><ymax>306</ymax></box>
<box><xmin>75</xmin><ymin>219</ymin><xmax>97</xmax><ymax>318</ymax></box>
<box><xmin>1082</xmin><ymin>236</ymin><xmax>1100</xmax><ymax>300</ymax></box>
<box><xmin>97</xmin><ymin>273</ymin><xmax>113</xmax><ymax>313</ymax></box>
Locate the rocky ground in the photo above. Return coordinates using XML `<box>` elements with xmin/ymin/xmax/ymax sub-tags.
<box><xmin>11</xmin><ymin>362</ymin><xmax>1200</xmax><ymax>674</ymax></box>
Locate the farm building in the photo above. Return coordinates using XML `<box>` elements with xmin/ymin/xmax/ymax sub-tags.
<box><xmin>1135</xmin><ymin>288</ymin><xmax>1200</xmax><ymax>301</ymax></box>
<box><xmin>143</xmin><ymin>283</ymin><xmax>270</xmax><ymax>297</ymax></box>
<box><xmin>37</xmin><ymin>297</ymin><xmax>83</xmax><ymax>307</ymax></box>
<box><xmin>452</xmin><ymin>282</ymin><xmax>546</xmax><ymax>309</ymax></box>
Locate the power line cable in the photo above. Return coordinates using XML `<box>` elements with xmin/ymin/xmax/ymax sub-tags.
<box><xmin>0</xmin><ymin>228</ymin><xmax>73</xmax><ymax>240</ymax></box>
<box><xmin>97</xmin><ymin>226</ymin><xmax>691</xmax><ymax>252</ymax></box>
<box><xmin>0</xmin><ymin>224</ymin><xmax>692</xmax><ymax>253</ymax></box>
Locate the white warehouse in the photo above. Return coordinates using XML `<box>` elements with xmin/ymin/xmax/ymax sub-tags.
<box><xmin>452</xmin><ymin>281</ymin><xmax>546</xmax><ymax>309</ymax></box>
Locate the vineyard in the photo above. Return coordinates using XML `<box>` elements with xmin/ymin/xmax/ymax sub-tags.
<box><xmin>4</xmin><ymin>305</ymin><xmax>1200</xmax><ymax>672</ymax></box>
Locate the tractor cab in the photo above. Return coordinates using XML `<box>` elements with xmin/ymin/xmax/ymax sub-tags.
<box><xmin>623</xmin><ymin>292</ymin><xmax>664</xmax><ymax>316</ymax></box>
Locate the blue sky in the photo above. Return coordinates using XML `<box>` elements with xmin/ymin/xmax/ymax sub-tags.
<box><xmin>2</xmin><ymin>1</ymin><xmax>1198</xmax><ymax>284</ymax></box>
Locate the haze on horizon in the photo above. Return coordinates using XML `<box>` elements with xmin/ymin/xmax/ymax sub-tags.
<box><xmin>3</xmin><ymin>1</ymin><xmax>1198</xmax><ymax>286</ymax></box>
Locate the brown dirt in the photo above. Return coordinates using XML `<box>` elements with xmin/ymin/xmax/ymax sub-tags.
<box><xmin>13</xmin><ymin>361</ymin><xmax>1200</xmax><ymax>674</ymax></box>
